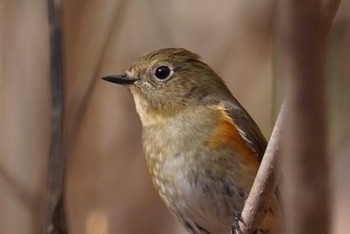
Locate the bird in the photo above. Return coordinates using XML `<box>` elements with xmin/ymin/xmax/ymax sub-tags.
<box><xmin>102</xmin><ymin>48</ymin><xmax>280</xmax><ymax>234</ymax></box>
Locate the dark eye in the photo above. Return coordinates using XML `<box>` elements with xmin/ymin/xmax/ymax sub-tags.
<box><xmin>155</xmin><ymin>66</ymin><xmax>172</xmax><ymax>80</ymax></box>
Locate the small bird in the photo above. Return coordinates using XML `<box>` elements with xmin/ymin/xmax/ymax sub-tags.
<box><xmin>102</xmin><ymin>48</ymin><xmax>280</xmax><ymax>234</ymax></box>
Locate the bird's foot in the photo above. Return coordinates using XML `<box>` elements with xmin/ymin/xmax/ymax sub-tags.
<box><xmin>230</xmin><ymin>212</ymin><xmax>245</xmax><ymax>234</ymax></box>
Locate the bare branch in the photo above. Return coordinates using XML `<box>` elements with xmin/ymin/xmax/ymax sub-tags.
<box><xmin>42</xmin><ymin>0</ymin><xmax>68</xmax><ymax>233</ymax></box>
<box><xmin>239</xmin><ymin>103</ymin><xmax>285</xmax><ymax>233</ymax></box>
<box><xmin>322</xmin><ymin>0</ymin><xmax>342</xmax><ymax>36</ymax></box>
<box><xmin>67</xmin><ymin>0</ymin><xmax>130</xmax><ymax>144</ymax></box>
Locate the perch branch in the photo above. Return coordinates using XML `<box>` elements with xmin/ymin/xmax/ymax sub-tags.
<box><xmin>238</xmin><ymin>103</ymin><xmax>285</xmax><ymax>233</ymax></box>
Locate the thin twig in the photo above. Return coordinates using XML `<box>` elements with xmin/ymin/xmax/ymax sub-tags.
<box><xmin>322</xmin><ymin>0</ymin><xmax>342</xmax><ymax>36</ymax></box>
<box><xmin>42</xmin><ymin>0</ymin><xmax>67</xmax><ymax>233</ymax></box>
<box><xmin>67</xmin><ymin>0</ymin><xmax>129</xmax><ymax>144</ymax></box>
<box><xmin>239</xmin><ymin>103</ymin><xmax>285</xmax><ymax>233</ymax></box>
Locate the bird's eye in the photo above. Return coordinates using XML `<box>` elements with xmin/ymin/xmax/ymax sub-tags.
<box><xmin>154</xmin><ymin>66</ymin><xmax>172</xmax><ymax>80</ymax></box>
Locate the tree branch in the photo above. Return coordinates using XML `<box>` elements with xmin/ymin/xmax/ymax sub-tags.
<box><xmin>322</xmin><ymin>0</ymin><xmax>342</xmax><ymax>36</ymax></box>
<box><xmin>42</xmin><ymin>0</ymin><xmax>68</xmax><ymax>233</ymax></box>
<box><xmin>68</xmin><ymin>0</ymin><xmax>129</xmax><ymax>144</ymax></box>
<box><xmin>238</xmin><ymin>103</ymin><xmax>285</xmax><ymax>233</ymax></box>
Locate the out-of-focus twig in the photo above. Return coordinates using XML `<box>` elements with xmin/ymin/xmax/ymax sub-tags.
<box><xmin>67</xmin><ymin>0</ymin><xmax>129</xmax><ymax>144</ymax></box>
<box><xmin>0</xmin><ymin>166</ymin><xmax>38</xmax><ymax>212</ymax></box>
<box><xmin>322</xmin><ymin>0</ymin><xmax>342</xmax><ymax>36</ymax></box>
<box><xmin>42</xmin><ymin>0</ymin><xmax>68</xmax><ymax>233</ymax></box>
<box><xmin>238</xmin><ymin>103</ymin><xmax>285</xmax><ymax>233</ymax></box>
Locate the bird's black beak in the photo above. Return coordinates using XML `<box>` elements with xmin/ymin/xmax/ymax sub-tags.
<box><xmin>101</xmin><ymin>74</ymin><xmax>138</xmax><ymax>85</ymax></box>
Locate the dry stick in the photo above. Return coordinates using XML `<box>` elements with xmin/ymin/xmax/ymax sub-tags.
<box><xmin>239</xmin><ymin>103</ymin><xmax>285</xmax><ymax>233</ymax></box>
<box><xmin>322</xmin><ymin>0</ymin><xmax>342</xmax><ymax>36</ymax></box>
<box><xmin>67</xmin><ymin>0</ymin><xmax>129</xmax><ymax>144</ymax></box>
<box><xmin>42</xmin><ymin>0</ymin><xmax>68</xmax><ymax>234</ymax></box>
<box><xmin>237</xmin><ymin>0</ymin><xmax>341</xmax><ymax>233</ymax></box>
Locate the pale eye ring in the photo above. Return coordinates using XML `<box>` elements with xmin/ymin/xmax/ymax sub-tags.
<box><xmin>154</xmin><ymin>66</ymin><xmax>173</xmax><ymax>80</ymax></box>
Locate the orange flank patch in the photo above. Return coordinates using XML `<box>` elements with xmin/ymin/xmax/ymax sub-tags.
<box><xmin>206</xmin><ymin>106</ymin><xmax>259</xmax><ymax>167</ymax></box>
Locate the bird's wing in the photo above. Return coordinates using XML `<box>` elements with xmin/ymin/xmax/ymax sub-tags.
<box><xmin>220</xmin><ymin>101</ymin><xmax>267</xmax><ymax>161</ymax></box>
<box><xmin>220</xmin><ymin>101</ymin><xmax>284</xmax><ymax>208</ymax></box>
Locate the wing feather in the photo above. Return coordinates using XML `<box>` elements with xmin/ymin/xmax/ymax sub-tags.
<box><xmin>220</xmin><ymin>100</ymin><xmax>267</xmax><ymax>161</ymax></box>
<box><xmin>220</xmin><ymin>100</ymin><xmax>284</xmax><ymax>207</ymax></box>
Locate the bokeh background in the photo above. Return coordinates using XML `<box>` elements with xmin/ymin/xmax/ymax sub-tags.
<box><xmin>1</xmin><ymin>1</ymin><xmax>349</xmax><ymax>233</ymax></box>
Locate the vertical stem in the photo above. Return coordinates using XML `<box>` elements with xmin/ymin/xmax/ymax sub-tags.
<box><xmin>278</xmin><ymin>0</ymin><xmax>330</xmax><ymax>233</ymax></box>
<box><xmin>43</xmin><ymin>0</ymin><xmax>67</xmax><ymax>233</ymax></box>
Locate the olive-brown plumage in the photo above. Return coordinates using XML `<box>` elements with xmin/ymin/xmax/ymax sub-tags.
<box><xmin>102</xmin><ymin>48</ymin><xmax>280</xmax><ymax>234</ymax></box>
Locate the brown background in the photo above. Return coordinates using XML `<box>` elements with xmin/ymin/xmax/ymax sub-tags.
<box><xmin>1</xmin><ymin>1</ymin><xmax>349</xmax><ymax>233</ymax></box>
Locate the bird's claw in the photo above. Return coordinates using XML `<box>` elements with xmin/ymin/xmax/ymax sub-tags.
<box><xmin>230</xmin><ymin>212</ymin><xmax>245</xmax><ymax>234</ymax></box>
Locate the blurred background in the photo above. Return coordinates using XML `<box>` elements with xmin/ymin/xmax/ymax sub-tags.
<box><xmin>0</xmin><ymin>0</ymin><xmax>349</xmax><ymax>233</ymax></box>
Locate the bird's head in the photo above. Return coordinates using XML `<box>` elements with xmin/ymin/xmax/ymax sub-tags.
<box><xmin>102</xmin><ymin>48</ymin><xmax>233</xmax><ymax>122</ymax></box>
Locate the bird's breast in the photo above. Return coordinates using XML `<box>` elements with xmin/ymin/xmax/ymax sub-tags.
<box><xmin>140</xmin><ymin>106</ymin><xmax>263</xmax><ymax>233</ymax></box>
